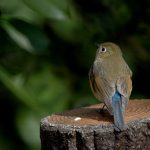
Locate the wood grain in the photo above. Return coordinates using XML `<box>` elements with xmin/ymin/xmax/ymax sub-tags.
<box><xmin>47</xmin><ymin>99</ymin><xmax>150</xmax><ymax>126</ymax></box>
<box><xmin>40</xmin><ymin>99</ymin><xmax>150</xmax><ymax>150</ymax></box>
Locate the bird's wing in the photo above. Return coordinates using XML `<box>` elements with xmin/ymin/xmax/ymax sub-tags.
<box><xmin>89</xmin><ymin>65</ymin><xmax>104</xmax><ymax>100</ymax></box>
<box><xmin>117</xmin><ymin>76</ymin><xmax>132</xmax><ymax>112</ymax></box>
<box><xmin>89</xmin><ymin>65</ymin><xmax>115</xmax><ymax>114</ymax></box>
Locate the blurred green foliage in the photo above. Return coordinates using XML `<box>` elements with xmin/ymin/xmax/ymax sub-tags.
<box><xmin>0</xmin><ymin>0</ymin><xmax>150</xmax><ymax>149</ymax></box>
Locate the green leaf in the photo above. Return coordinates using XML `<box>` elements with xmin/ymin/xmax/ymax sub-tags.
<box><xmin>16</xmin><ymin>109</ymin><xmax>40</xmax><ymax>150</ymax></box>
<box><xmin>23</xmin><ymin>0</ymin><xmax>68</xmax><ymax>20</ymax></box>
<box><xmin>26</xmin><ymin>66</ymin><xmax>71</xmax><ymax>113</ymax></box>
<box><xmin>0</xmin><ymin>0</ymin><xmax>41</xmax><ymax>22</ymax></box>
<box><xmin>0</xmin><ymin>66</ymin><xmax>41</xmax><ymax>112</ymax></box>
<box><xmin>9</xmin><ymin>19</ymin><xmax>50</xmax><ymax>54</ymax></box>
<box><xmin>1</xmin><ymin>19</ymin><xmax>49</xmax><ymax>54</ymax></box>
<box><xmin>1</xmin><ymin>21</ymin><xmax>34</xmax><ymax>53</ymax></box>
<box><xmin>0</xmin><ymin>65</ymin><xmax>70</xmax><ymax>114</ymax></box>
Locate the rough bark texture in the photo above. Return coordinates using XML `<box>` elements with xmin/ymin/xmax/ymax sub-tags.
<box><xmin>40</xmin><ymin>100</ymin><xmax>150</xmax><ymax>150</ymax></box>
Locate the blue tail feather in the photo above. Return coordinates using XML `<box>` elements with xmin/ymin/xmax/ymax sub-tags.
<box><xmin>112</xmin><ymin>91</ymin><xmax>124</xmax><ymax>131</ymax></box>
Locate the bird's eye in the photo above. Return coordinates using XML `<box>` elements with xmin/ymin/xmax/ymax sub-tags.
<box><xmin>101</xmin><ymin>47</ymin><xmax>107</xmax><ymax>52</ymax></box>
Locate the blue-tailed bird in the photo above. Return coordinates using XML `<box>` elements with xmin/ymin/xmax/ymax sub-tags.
<box><xmin>89</xmin><ymin>42</ymin><xmax>132</xmax><ymax>131</ymax></box>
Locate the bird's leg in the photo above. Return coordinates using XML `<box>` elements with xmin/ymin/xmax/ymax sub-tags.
<box><xmin>98</xmin><ymin>104</ymin><xmax>106</xmax><ymax>114</ymax></box>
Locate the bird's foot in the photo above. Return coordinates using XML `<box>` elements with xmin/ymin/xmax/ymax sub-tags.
<box><xmin>98</xmin><ymin>104</ymin><xmax>106</xmax><ymax>114</ymax></box>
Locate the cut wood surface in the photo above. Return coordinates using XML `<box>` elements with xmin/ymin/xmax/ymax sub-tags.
<box><xmin>40</xmin><ymin>99</ymin><xmax>150</xmax><ymax>150</ymax></box>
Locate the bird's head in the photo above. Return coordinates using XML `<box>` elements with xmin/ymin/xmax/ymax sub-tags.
<box><xmin>95</xmin><ymin>42</ymin><xmax>122</xmax><ymax>60</ymax></box>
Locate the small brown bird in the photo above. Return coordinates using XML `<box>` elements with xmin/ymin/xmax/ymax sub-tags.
<box><xmin>89</xmin><ymin>42</ymin><xmax>132</xmax><ymax>131</ymax></box>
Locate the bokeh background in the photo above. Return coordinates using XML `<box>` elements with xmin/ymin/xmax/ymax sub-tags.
<box><xmin>0</xmin><ymin>0</ymin><xmax>150</xmax><ymax>149</ymax></box>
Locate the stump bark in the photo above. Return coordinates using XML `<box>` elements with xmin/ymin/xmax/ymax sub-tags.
<box><xmin>40</xmin><ymin>99</ymin><xmax>150</xmax><ymax>150</ymax></box>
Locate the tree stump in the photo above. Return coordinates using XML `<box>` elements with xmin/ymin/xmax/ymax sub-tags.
<box><xmin>40</xmin><ymin>100</ymin><xmax>150</xmax><ymax>150</ymax></box>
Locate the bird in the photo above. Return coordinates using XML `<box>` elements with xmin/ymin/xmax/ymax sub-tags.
<box><xmin>89</xmin><ymin>42</ymin><xmax>132</xmax><ymax>131</ymax></box>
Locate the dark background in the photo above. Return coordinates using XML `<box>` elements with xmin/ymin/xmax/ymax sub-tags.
<box><xmin>0</xmin><ymin>0</ymin><xmax>150</xmax><ymax>149</ymax></box>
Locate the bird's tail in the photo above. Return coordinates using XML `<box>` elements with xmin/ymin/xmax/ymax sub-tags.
<box><xmin>112</xmin><ymin>92</ymin><xmax>124</xmax><ymax>131</ymax></box>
